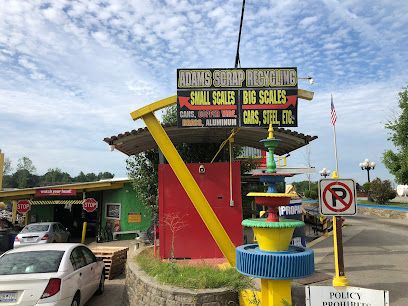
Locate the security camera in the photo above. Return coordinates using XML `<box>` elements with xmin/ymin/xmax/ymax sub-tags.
<box><xmin>199</xmin><ymin>164</ymin><xmax>205</xmax><ymax>174</ymax></box>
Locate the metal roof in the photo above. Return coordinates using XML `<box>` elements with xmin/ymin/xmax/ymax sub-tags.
<box><xmin>0</xmin><ymin>178</ymin><xmax>130</xmax><ymax>201</ymax></box>
<box><xmin>103</xmin><ymin>124</ymin><xmax>317</xmax><ymax>156</ymax></box>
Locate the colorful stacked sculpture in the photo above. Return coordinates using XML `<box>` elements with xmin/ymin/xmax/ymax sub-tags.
<box><xmin>236</xmin><ymin>124</ymin><xmax>314</xmax><ymax>306</ymax></box>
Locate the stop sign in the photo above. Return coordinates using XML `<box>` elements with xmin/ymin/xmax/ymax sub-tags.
<box><xmin>83</xmin><ymin>198</ymin><xmax>98</xmax><ymax>213</ymax></box>
<box><xmin>17</xmin><ymin>200</ymin><xmax>31</xmax><ymax>214</ymax></box>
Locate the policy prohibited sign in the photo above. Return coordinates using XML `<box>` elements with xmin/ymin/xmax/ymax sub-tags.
<box><xmin>319</xmin><ymin>179</ymin><xmax>357</xmax><ymax>216</ymax></box>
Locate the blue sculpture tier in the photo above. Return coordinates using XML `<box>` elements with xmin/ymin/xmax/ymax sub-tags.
<box><xmin>236</xmin><ymin>244</ymin><xmax>314</xmax><ymax>280</ymax></box>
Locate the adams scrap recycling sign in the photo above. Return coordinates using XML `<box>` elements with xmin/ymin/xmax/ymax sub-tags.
<box><xmin>177</xmin><ymin>68</ymin><xmax>298</xmax><ymax>128</ymax></box>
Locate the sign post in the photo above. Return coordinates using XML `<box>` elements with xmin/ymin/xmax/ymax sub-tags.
<box><xmin>319</xmin><ymin>175</ymin><xmax>356</xmax><ymax>287</ymax></box>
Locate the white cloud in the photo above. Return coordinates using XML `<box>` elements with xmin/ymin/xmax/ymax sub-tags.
<box><xmin>0</xmin><ymin>0</ymin><xmax>406</xmax><ymax>182</ymax></box>
<box><xmin>299</xmin><ymin>16</ymin><xmax>319</xmax><ymax>29</ymax></box>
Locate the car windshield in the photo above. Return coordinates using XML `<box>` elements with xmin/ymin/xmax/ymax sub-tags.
<box><xmin>0</xmin><ymin>251</ymin><xmax>64</xmax><ymax>275</ymax></box>
<box><xmin>21</xmin><ymin>224</ymin><xmax>50</xmax><ymax>233</ymax></box>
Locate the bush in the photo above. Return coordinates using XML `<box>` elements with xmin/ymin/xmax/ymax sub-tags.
<box><xmin>369</xmin><ymin>178</ymin><xmax>397</xmax><ymax>204</ymax></box>
<box><xmin>136</xmin><ymin>248</ymin><xmax>252</xmax><ymax>290</ymax></box>
<box><xmin>304</xmin><ymin>189</ymin><xmax>318</xmax><ymax>200</ymax></box>
<box><xmin>362</xmin><ymin>182</ymin><xmax>371</xmax><ymax>193</ymax></box>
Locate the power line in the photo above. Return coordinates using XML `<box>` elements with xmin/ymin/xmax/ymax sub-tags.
<box><xmin>235</xmin><ymin>0</ymin><xmax>246</xmax><ymax>68</ymax></box>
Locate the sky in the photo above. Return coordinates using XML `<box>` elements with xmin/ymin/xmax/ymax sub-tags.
<box><xmin>0</xmin><ymin>0</ymin><xmax>407</xmax><ymax>186</ymax></box>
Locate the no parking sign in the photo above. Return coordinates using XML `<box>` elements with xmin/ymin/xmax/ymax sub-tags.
<box><xmin>319</xmin><ymin>179</ymin><xmax>357</xmax><ymax>216</ymax></box>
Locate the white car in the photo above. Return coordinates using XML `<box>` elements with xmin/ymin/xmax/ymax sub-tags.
<box><xmin>14</xmin><ymin>222</ymin><xmax>70</xmax><ymax>248</ymax></box>
<box><xmin>0</xmin><ymin>243</ymin><xmax>105</xmax><ymax>306</ymax></box>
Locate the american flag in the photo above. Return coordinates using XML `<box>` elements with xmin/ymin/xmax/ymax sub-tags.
<box><xmin>331</xmin><ymin>95</ymin><xmax>337</xmax><ymax>125</ymax></box>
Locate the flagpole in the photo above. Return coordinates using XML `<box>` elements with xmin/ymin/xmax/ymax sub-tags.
<box><xmin>333</xmin><ymin>123</ymin><xmax>339</xmax><ymax>174</ymax></box>
<box><xmin>330</xmin><ymin>94</ymin><xmax>348</xmax><ymax>287</ymax></box>
<box><xmin>332</xmin><ymin>94</ymin><xmax>339</xmax><ymax>175</ymax></box>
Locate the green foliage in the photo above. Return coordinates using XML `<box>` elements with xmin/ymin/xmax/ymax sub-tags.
<box><xmin>3</xmin><ymin>157</ymin><xmax>12</xmax><ymax>175</ymax></box>
<box><xmin>97</xmin><ymin>172</ymin><xmax>115</xmax><ymax>180</ymax></box>
<box><xmin>71</xmin><ymin>171</ymin><xmax>114</xmax><ymax>183</ymax></box>
<box><xmin>7</xmin><ymin>157</ymin><xmax>37</xmax><ymax>188</ymax></box>
<box><xmin>40</xmin><ymin>168</ymin><xmax>72</xmax><ymax>186</ymax></box>
<box><xmin>12</xmin><ymin>169</ymin><xmax>37</xmax><ymax>188</ymax></box>
<box><xmin>16</xmin><ymin>157</ymin><xmax>36</xmax><ymax>174</ymax></box>
<box><xmin>383</xmin><ymin>150</ymin><xmax>408</xmax><ymax>184</ymax></box>
<box><xmin>368</xmin><ymin>178</ymin><xmax>397</xmax><ymax>204</ymax></box>
<box><xmin>162</xmin><ymin>105</ymin><xmax>177</xmax><ymax>125</ymax></box>
<box><xmin>126</xmin><ymin>106</ymin><xmax>258</xmax><ymax>221</ymax></box>
<box><xmin>383</xmin><ymin>86</ymin><xmax>408</xmax><ymax>184</ymax></box>
<box><xmin>293</xmin><ymin>180</ymin><xmax>318</xmax><ymax>198</ymax></box>
<box><xmin>362</xmin><ymin>182</ymin><xmax>371</xmax><ymax>193</ymax></box>
<box><xmin>126</xmin><ymin>150</ymin><xmax>159</xmax><ymax>221</ymax></box>
<box><xmin>304</xmin><ymin>189</ymin><xmax>318</xmax><ymax>200</ymax></box>
<box><xmin>2</xmin><ymin>156</ymin><xmax>115</xmax><ymax>188</ymax></box>
<box><xmin>136</xmin><ymin>248</ymin><xmax>252</xmax><ymax>290</ymax></box>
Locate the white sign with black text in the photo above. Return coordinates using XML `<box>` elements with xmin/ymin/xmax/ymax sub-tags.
<box><xmin>305</xmin><ymin>286</ymin><xmax>389</xmax><ymax>306</ymax></box>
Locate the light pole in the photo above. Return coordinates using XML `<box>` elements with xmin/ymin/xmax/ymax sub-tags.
<box><xmin>319</xmin><ymin>168</ymin><xmax>331</xmax><ymax>178</ymax></box>
<box><xmin>299</xmin><ymin>76</ymin><xmax>314</xmax><ymax>85</ymax></box>
<box><xmin>359</xmin><ymin>159</ymin><xmax>375</xmax><ymax>183</ymax></box>
<box><xmin>360</xmin><ymin>159</ymin><xmax>375</xmax><ymax>201</ymax></box>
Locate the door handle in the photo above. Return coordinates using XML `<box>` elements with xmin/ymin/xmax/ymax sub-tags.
<box><xmin>80</xmin><ymin>272</ymin><xmax>82</xmax><ymax>276</ymax></box>
<box><xmin>91</xmin><ymin>267</ymin><xmax>93</xmax><ymax>271</ymax></box>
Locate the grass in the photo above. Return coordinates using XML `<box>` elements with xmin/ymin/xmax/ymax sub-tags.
<box><xmin>135</xmin><ymin>249</ymin><xmax>252</xmax><ymax>290</ymax></box>
<box><xmin>357</xmin><ymin>200</ymin><xmax>408</xmax><ymax>207</ymax></box>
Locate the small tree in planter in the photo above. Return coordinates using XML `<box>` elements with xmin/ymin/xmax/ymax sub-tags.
<box><xmin>162</xmin><ymin>213</ymin><xmax>188</xmax><ymax>260</ymax></box>
<box><xmin>369</xmin><ymin>178</ymin><xmax>397</xmax><ymax>204</ymax></box>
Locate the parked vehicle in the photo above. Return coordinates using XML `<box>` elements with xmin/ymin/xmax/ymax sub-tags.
<box><xmin>0</xmin><ymin>243</ymin><xmax>105</xmax><ymax>306</ymax></box>
<box><xmin>0</xmin><ymin>218</ymin><xmax>23</xmax><ymax>252</ymax></box>
<box><xmin>14</xmin><ymin>222</ymin><xmax>70</xmax><ymax>249</ymax></box>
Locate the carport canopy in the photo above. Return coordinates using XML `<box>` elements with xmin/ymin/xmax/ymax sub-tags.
<box><xmin>0</xmin><ymin>178</ymin><xmax>130</xmax><ymax>201</ymax></box>
<box><xmin>103</xmin><ymin>124</ymin><xmax>317</xmax><ymax>157</ymax></box>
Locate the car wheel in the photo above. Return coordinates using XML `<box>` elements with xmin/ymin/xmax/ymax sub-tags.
<box><xmin>96</xmin><ymin>272</ymin><xmax>105</xmax><ymax>295</ymax></box>
<box><xmin>71</xmin><ymin>293</ymin><xmax>80</xmax><ymax>306</ymax></box>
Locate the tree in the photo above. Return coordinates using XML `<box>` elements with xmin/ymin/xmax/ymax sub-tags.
<box><xmin>85</xmin><ymin>173</ymin><xmax>98</xmax><ymax>182</ymax></box>
<box><xmin>12</xmin><ymin>157</ymin><xmax>37</xmax><ymax>188</ymax></box>
<box><xmin>368</xmin><ymin>178</ymin><xmax>397</xmax><ymax>204</ymax></box>
<box><xmin>362</xmin><ymin>182</ymin><xmax>371</xmax><ymax>194</ymax></box>
<box><xmin>162</xmin><ymin>105</ymin><xmax>177</xmax><ymax>125</ymax></box>
<box><xmin>97</xmin><ymin>172</ymin><xmax>115</xmax><ymax>180</ymax></box>
<box><xmin>72</xmin><ymin>171</ymin><xmax>112</xmax><ymax>183</ymax></box>
<box><xmin>3</xmin><ymin>158</ymin><xmax>12</xmax><ymax>175</ymax></box>
<box><xmin>292</xmin><ymin>180</ymin><xmax>318</xmax><ymax>196</ymax></box>
<box><xmin>16</xmin><ymin>157</ymin><xmax>36</xmax><ymax>174</ymax></box>
<box><xmin>12</xmin><ymin>169</ymin><xmax>36</xmax><ymax>188</ymax></box>
<box><xmin>383</xmin><ymin>86</ymin><xmax>408</xmax><ymax>184</ymax></box>
<box><xmin>162</xmin><ymin>213</ymin><xmax>188</xmax><ymax>260</ymax></box>
<box><xmin>74</xmin><ymin>171</ymin><xmax>87</xmax><ymax>182</ymax></box>
<box><xmin>41</xmin><ymin>168</ymin><xmax>72</xmax><ymax>186</ymax></box>
<box><xmin>126</xmin><ymin>150</ymin><xmax>159</xmax><ymax>221</ymax></box>
<box><xmin>303</xmin><ymin>144</ymin><xmax>312</xmax><ymax>191</ymax></box>
<box><xmin>127</xmin><ymin>105</ymin><xmax>257</xmax><ymax>222</ymax></box>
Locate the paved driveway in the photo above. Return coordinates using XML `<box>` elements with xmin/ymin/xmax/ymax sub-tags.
<box><xmin>295</xmin><ymin>214</ymin><xmax>408</xmax><ymax>306</ymax></box>
<box><xmin>86</xmin><ymin>274</ymin><xmax>126</xmax><ymax>306</ymax></box>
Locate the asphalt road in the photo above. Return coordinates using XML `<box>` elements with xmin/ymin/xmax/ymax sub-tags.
<box><xmin>304</xmin><ymin>214</ymin><xmax>408</xmax><ymax>306</ymax></box>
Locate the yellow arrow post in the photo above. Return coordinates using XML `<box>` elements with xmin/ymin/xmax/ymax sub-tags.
<box><xmin>131</xmin><ymin>96</ymin><xmax>236</xmax><ymax>266</ymax></box>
